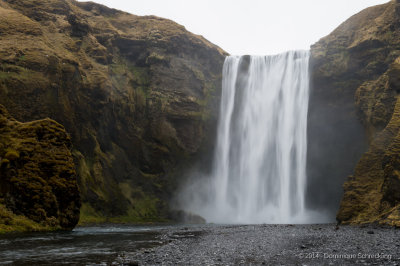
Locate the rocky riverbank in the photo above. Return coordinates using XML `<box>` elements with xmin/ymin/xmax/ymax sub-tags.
<box><xmin>116</xmin><ymin>224</ymin><xmax>400</xmax><ymax>265</ymax></box>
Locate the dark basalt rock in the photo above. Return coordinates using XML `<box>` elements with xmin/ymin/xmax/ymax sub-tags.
<box><xmin>309</xmin><ymin>0</ymin><xmax>400</xmax><ymax>226</ymax></box>
<box><xmin>0</xmin><ymin>0</ymin><xmax>226</xmax><ymax>223</ymax></box>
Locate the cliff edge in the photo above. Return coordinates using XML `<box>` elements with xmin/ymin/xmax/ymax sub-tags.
<box><xmin>0</xmin><ymin>0</ymin><xmax>226</xmax><ymax>223</ymax></box>
<box><xmin>310</xmin><ymin>0</ymin><xmax>400</xmax><ymax>226</ymax></box>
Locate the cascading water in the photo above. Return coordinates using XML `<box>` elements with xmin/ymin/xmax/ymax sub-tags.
<box><xmin>181</xmin><ymin>50</ymin><xmax>314</xmax><ymax>224</ymax></box>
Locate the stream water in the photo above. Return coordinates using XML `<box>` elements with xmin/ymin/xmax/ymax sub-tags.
<box><xmin>0</xmin><ymin>225</ymin><xmax>169</xmax><ymax>265</ymax></box>
<box><xmin>2</xmin><ymin>224</ymin><xmax>398</xmax><ymax>265</ymax></box>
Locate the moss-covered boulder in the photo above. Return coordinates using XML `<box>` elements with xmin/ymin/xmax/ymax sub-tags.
<box><xmin>310</xmin><ymin>0</ymin><xmax>400</xmax><ymax>226</ymax></box>
<box><xmin>0</xmin><ymin>0</ymin><xmax>226</xmax><ymax>223</ymax></box>
<box><xmin>0</xmin><ymin>104</ymin><xmax>80</xmax><ymax>232</ymax></box>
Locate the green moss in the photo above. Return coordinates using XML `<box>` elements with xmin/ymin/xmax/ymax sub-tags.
<box><xmin>0</xmin><ymin>106</ymin><xmax>80</xmax><ymax>231</ymax></box>
<box><xmin>110</xmin><ymin>63</ymin><xmax>127</xmax><ymax>75</ymax></box>
<box><xmin>0</xmin><ymin>204</ymin><xmax>59</xmax><ymax>233</ymax></box>
<box><xmin>129</xmin><ymin>66</ymin><xmax>150</xmax><ymax>86</ymax></box>
<box><xmin>4</xmin><ymin>149</ymin><xmax>19</xmax><ymax>160</ymax></box>
<box><xmin>0</xmin><ymin>0</ymin><xmax>225</xmax><ymax>228</ymax></box>
<box><xmin>78</xmin><ymin>203</ymin><xmax>106</xmax><ymax>224</ymax></box>
<box><xmin>128</xmin><ymin>195</ymin><xmax>160</xmax><ymax>220</ymax></box>
<box><xmin>0</xmin><ymin>158</ymin><xmax>9</xmax><ymax>166</ymax></box>
<box><xmin>79</xmin><ymin>181</ymin><xmax>167</xmax><ymax>225</ymax></box>
<box><xmin>0</xmin><ymin>71</ymin><xmax>10</xmax><ymax>80</ymax></box>
<box><xmin>146</xmin><ymin>52</ymin><xmax>169</xmax><ymax>65</ymax></box>
<box><xmin>110</xmin><ymin>64</ymin><xmax>130</xmax><ymax>90</ymax></box>
<box><xmin>135</xmin><ymin>87</ymin><xmax>147</xmax><ymax>107</ymax></box>
<box><xmin>191</xmin><ymin>67</ymin><xmax>205</xmax><ymax>81</ymax></box>
<box><xmin>0</xmin><ymin>64</ymin><xmax>48</xmax><ymax>88</ymax></box>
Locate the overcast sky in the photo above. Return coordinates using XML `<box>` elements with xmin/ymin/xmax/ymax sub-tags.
<box><xmin>77</xmin><ymin>0</ymin><xmax>389</xmax><ymax>55</ymax></box>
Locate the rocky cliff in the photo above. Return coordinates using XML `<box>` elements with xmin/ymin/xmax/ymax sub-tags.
<box><xmin>310</xmin><ymin>0</ymin><xmax>400</xmax><ymax>226</ymax></box>
<box><xmin>0</xmin><ymin>104</ymin><xmax>80</xmax><ymax>232</ymax></box>
<box><xmin>0</xmin><ymin>0</ymin><xmax>226</xmax><ymax>223</ymax></box>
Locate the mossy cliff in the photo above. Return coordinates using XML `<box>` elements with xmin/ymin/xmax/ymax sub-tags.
<box><xmin>310</xmin><ymin>0</ymin><xmax>400</xmax><ymax>226</ymax></box>
<box><xmin>0</xmin><ymin>104</ymin><xmax>80</xmax><ymax>232</ymax></box>
<box><xmin>0</xmin><ymin>0</ymin><xmax>226</xmax><ymax>223</ymax></box>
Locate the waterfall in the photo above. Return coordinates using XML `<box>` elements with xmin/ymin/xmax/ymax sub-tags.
<box><xmin>182</xmin><ymin>51</ymin><xmax>313</xmax><ymax>224</ymax></box>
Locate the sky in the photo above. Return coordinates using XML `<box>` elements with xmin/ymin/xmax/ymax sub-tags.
<box><xmin>77</xmin><ymin>0</ymin><xmax>389</xmax><ymax>55</ymax></box>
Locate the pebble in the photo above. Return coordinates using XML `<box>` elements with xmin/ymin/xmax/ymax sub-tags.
<box><xmin>115</xmin><ymin>224</ymin><xmax>400</xmax><ymax>266</ymax></box>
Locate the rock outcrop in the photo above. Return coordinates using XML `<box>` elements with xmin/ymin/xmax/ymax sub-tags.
<box><xmin>0</xmin><ymin>104</ymin><xmax>80</xmax><ymax>232</ymax></box>
<box><xmin>0</xmin><ymin>0</ymin><xmax>226</xmax><ymax>223</ymax></box>
<box><xmin>310</xmin><ymin>0</ymin><xmax>400</xmax><ymax>226</ymax></box>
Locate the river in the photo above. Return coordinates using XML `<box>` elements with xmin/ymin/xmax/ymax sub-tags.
<box><xmin>0</xmin><ymin>224</ymin><xmax>170</xmax><ymax>265</ymax></box>
<box><xmin>1</xmin><ymin>224</ymin><xmax>399</xmax><ymax>265</ymax></box>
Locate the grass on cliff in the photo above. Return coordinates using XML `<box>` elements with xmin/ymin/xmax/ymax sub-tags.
<box><xmin>78</xmin><ymin>196</ymin><xmax>169</xmax><ymax>225</ymax></box>
<box><xmin>0</xmin><ymin>204</ymin><xmax>59</xmax><ymax>234</ymax></box>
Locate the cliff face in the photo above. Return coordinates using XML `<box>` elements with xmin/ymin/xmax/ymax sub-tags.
<box><xmin>310</xmin><ymin>0</ymin><xmax>400</xmax><ymax>226</ymax></box>
<box><xmin>0</xmin><ymin>105</ymin><xmax>80</xmax><ymax>232</ymax></box>
<box><xmin>0</xmin><ymin>0</ymin><xmax>226</xmax><ymax>222</ymax></box>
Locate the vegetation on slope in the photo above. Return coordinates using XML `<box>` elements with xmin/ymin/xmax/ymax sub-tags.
<box><xmin>0</xmin><ymin>104</ymin><xmax>80</xmax><ymax>232</ymax></box>
<box><xmin>310</xmin><ymin>0</ymin><xmax>400</xmax><ymax>226</ymax></box>
<box><xmin>0</xmin><ymin>0</ymin><xmax>226</xmax><ymax>224</ymax></box>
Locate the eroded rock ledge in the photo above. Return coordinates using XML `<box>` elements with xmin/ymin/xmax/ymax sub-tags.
<box><xmin>310</xmin><ymin>0</ymin><xmax>400</xmax><ymax>226</ymax></box>
<box><xmin>0</xmin><ymin>104</ymin><xmax>80</xmax><ymax>232</ymax></box>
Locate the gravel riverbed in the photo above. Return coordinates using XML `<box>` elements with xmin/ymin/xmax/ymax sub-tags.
<box><xmin>115</xmin><ymin>224</ymin><xmax>400</xmax><ymax>266</ymax></box>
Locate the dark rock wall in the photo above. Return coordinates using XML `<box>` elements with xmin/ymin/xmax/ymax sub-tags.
<box><xmin>309</xmin><ymin>0</ymin><xmax>400</xmax><ymax>225</ymax></box>
<box><xmin>0</xmin><ymin>0</ymin><xmax>226</xmax><ymax>222</ymax></box>
<box><xmin>4</xmin><ymin>0</ymin><xmax>398</xmax><ymax>227</ymax></box>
